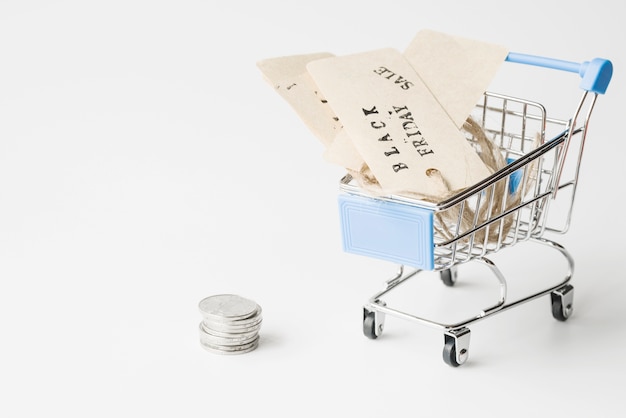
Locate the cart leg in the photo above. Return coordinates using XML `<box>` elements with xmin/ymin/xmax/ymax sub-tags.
<box><xmin>443</xmin><ymin>328</ymin><xmax>471</xmax><ymax>367</ymax></box>
<box><xmin>551</xmin><ymin>284</ymin><xmax>574</xmax><ymax>321</ymax></box>
<box><xmin>363</xmin><ymin>302</ymin><xmax>386</xmax><ymax>339</ymax></box>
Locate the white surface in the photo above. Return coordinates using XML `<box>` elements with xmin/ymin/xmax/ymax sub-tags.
<box><xmin>1</xmin><ymin>1</ymin><xmax>624</xmax><ymax>416</ymax></box>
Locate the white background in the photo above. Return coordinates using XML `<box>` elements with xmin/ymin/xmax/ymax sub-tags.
<box><xmin>1</xmin><ymin>1</ymin><xmax>624</xmax><ymax>416</ymax></box>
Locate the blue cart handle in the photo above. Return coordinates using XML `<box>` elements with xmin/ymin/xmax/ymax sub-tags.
<box><xmin>506</xmin><ymin>52</ymin><xmax>613</xmax><ymax>94</ymax></box>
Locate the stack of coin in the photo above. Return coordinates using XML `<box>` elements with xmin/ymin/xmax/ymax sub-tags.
<box><xmin>198</xmin><ymin>294</ymin><xmax>262</xmax><ymax>355</ymax></box>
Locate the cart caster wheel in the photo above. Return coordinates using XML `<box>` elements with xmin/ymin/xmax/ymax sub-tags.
<box><xmin>363</xmin><ymin>307</ymin><xmax>385</xmax><ymax>339</ymax></box>
<box><xmin>440</xmin><ymin>266</ymin><xmax>458</xmax><ymax>287</ymax></box>
<box><xmin>443</xmin><ymin>328</ymin><xmax>471</xmax><ymax>367</ymax></box>
<box><xmin>443</xmin><ymin>339</ymin><xmax>461</xmax><ymax>367</ymax></box>
<box><xmin>551</xmin><ymin>284</ymin><xmax>574</xmax><ymax>321</ymax></box>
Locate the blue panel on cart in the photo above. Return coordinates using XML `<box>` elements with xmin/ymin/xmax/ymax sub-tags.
<box><xmin>338</xmin><ymin>193</ymin><xmax>434</xmax><ymax>270</ymax></box>
<box><xmin>507</xmin><ymin>157</ymin><xmax>522</xmax><ymax>194</ymax></box>
<box><xmin>506</xmin><ymin>158</ymin><xmax>524</xmax><ymax>194</ymax></box>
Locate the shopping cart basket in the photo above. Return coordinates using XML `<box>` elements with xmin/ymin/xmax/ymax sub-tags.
<box><xmin>338</xmin><ymin>53</ymin><xmax>613</xmax><ymax>367</ymax></box>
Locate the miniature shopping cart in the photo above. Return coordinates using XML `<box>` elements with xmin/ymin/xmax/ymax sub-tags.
<box><xmin>338</xmin><ymin>53</ymin><xmax>613</xmax><ymax>367</ymax></box>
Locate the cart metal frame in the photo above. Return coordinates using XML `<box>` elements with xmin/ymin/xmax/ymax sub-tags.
<box><xmin>338</xmin><ymin>53</ymin><xmax>612</xmax><ymax>366</ymax></box>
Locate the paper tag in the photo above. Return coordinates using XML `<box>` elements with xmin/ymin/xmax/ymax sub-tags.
<box><xmin>257</xmin><ymin>53</ymin><xmax>364</xmax><ymax>170</ymax></box>
<box><xmin>322</xmin><ymin>129</ymin><xmax>365</xmax><ymax>171</ymax></box>
<box><xmin>404</xmin><ymin>30</ymin><xmax>509</xmax><ymax>129</ymax></box>
<box><xmin>307</xmin><ymin>48</ymin><xmax>492</xmax><ymax>196</ymax></box>
<box><xmin>257</xmin><ymin>53</ymin><xmax>341</xmax><ymax>148</ymax></box>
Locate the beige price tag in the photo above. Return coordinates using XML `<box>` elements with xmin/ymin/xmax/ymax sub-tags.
<box><xmin>257</xmin><ymin>53</ymin><xmax>365</xmax><ymax>171</ymax></box>
<box><xmin>404</xmin><ymin>29</ymin><xmax>508</xmax><ymax>129</ymax></box>
<box><xmin>307</xmin><ymin>48</ymin><xmax>492</xmax><ymax>196</ymax></box>
<box><xmin>257</xmin><ymin>52</ymin><xmax>341</xmax><ymax>148</ymax></box>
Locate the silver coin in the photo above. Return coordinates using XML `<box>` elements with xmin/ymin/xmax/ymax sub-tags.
<box><xmin>201</xmin><ymin>323</ymin><xmax>262</xmax><ymax>337</ymax></box>
<box><xmin>199</xmin><ymin>322</ymin><xmax>260</xmax><ymax>339</ymax></box>
<box><xmin>199</xmin><ymin>323</ymin><xmax>259</xmax><ymax>344</ymax></box>
<box><xmin>201</xmin><ymin>331</ymin><xmax>259</xmax><ymax>345</ymax></box>
<box><xmin>200</xmin><ymin>336</ymin><xmax>260</xmax><ymax>355</ymax></box>
<box><xmin>202</xmin><ymin>316</ymin><xmax>263</xmax><ymax>330</ymax></box>
<box><xmin>200</xmin><ymin>305</ymin><xmax>263</xmax><ymax>326</ymax></box>
<box><xmin>203</xmin><ymin>323</ymin><xmax>261</xmax><ymax>336</ymax></box>
<box><xmin>199</xmin><ymin>331</ymin><xmax>259</xmax><ymax>347</ymax></box>
<box><xmin>200</xmin><ymin>339</ymin><xmax>259</xmax><ymax>355</ymax></box>
<box><xmin>198</xmin><ymin>294</ymin><xmax>259</xmax><ymax>321</ymax></box>
<box><xmin>204</xmin><ymin>336</ymin><xmax>259</xmax><ymax>351</ymax></box>
<box><xmin>198</xmin><ymin>294</ymin><xmax>262</xmax><ymax>355</ymax></box>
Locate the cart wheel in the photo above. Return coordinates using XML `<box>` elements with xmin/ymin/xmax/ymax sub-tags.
<box><xmin>443</xmin><ymin>328</ymin><xmax>470</xmax><ymax>367</ymax></box>
<box><xmin>440</xmin><ymin>267</ymin><xmax>458</xmax><ymax>287</ymax></box>
<box><xmin>363</xmin><ymin>308</ymin><xmax>384</xmax><ymax>339</ymax></box>
<box><xmin>551</xmin><ymin>284</ymin><xmax>574</xmax><ymax>321</ymax></box>
<box><xmin>443</xmin><ymin>339</ymin><xmax>461</xmax><ymax>367</ymax></box>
